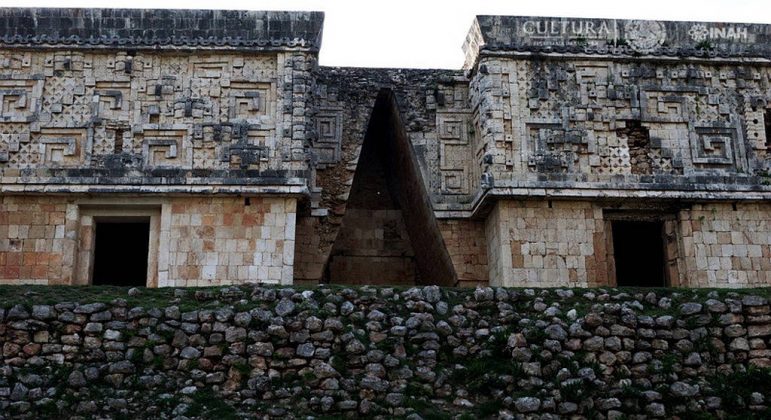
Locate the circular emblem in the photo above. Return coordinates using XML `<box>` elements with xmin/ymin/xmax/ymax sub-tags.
<box><xmin>688</xmin><ymin>24</ymin><xmax>709</xmax><ymax>42</ymax></box>
<box><xmin>624</xmin><ymin>20</ymin><xmax>666</xmax><ymax>53</ymax></box>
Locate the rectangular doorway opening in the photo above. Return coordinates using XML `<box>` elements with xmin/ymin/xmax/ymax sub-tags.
<box><xmin>611</xmin><ymin>220</ymin><xmax>666</xmax><ymax>287</ymax></box>
<box><xmin>92</xmin><ymin>217</ymin><xmax>150</xmax><ymax>287</ymax></box>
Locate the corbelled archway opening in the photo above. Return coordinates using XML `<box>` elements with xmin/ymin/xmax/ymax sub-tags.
<box><xmin>327</xmin><ymin>89</ymin><xmax>456</xmax><ymax>286</ymax></box>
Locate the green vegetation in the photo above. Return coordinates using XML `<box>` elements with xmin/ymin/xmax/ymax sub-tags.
<box><xmin>2</xmin><ymin>284</ymin><xmax>770</xmax><ymax>314</ymax></box>
<box><xmin>185</xmin><ymin>389</ymin><xmax>240</xmax><ymax>419</ymax></box>
<box><xmin>696</xmin><ymin>40</ymin><xmax>713</xmax><ymax>50</ymax></box>
<box><xmin>2</xmin><ymin>283</ymin><xmax>771</xmax><ymax>418</ymax></box>
<box><xmin>404</xmin><ymin>397</ymin><xmax>452</xmax><ymax>420</ymax></box>
<box><xmin>707</xmin><ymin>367</ymin><xmax>771</xmax><ymax>416</ymax></box>
<box><xmin>451</xmin><ymin>356</ymin><xmax>523</xmax><ymax>393</ymax></box>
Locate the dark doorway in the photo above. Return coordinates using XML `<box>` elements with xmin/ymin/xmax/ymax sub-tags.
<box><xmin>92</xmin><ymin>219</ymin><xmax>150</xmax><ymax>286</ymax></box>
<box><xmin>764</xmin><ymin>108</ymin><xmax>771</xmax><ymax>151</ymax></box>
<box><xmin>611</xmin><ymin>220</ymin><xmax>666</xmax><ymax>287</ymax></box>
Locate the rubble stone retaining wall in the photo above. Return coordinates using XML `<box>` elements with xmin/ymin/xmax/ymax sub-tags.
<box><xmin>1</xmin><ymin>285</ymin><xmax>770</xmax><ymax>418</ymax></box>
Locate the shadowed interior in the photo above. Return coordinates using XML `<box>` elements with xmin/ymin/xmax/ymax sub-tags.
<box><xmin>92</xmin><ymin>219</ymin><xmax>150</xmax><ymax>287</ymax></box>
<box><xmin>328</xmin><ymin>90</ymin><xmax>457</xmax><ymax>286</ymax></box>
<box><xmin>612</xmin><ymin>220</ymin><xmax>666</xmax><ymax>287</ymax></box>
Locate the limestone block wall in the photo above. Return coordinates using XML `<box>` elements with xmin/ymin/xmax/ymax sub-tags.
<box><xmin>163</xmin><ymin>197</ymin><xmax>296</xmax><ymax>287</ymax></box>
<box><xmin>2</xmin><ymin>11</ymin><xmax>770</xmax><ymax>289</ymax></box>
<box><xmin>327</xmin><ymin>208</ymin><xmax>416</xmax><ymax>285</ymax></box>
<box><xmin>438</xmin><ymin>219</ymin><xmax>488</xmax><ymax>287</ymax></box>
<box><xmin>678</xmin><ymin>203</ymin><xmax>771</xmax><ymax>287</ymax></box>
<box><xmin>485</xmin><ymin>199</ymin><xmax>771</xmax><ymax>288</ymax></box>
<box><xmin>0</xmin><ymin>196</ymin><xmax>77</xmax><ymax>284</ymax></box>
<box><xmin>484</xmin><ymin>201</ymin><xmax>505</xmax><ymax>285</ymax></box>
<box><xmin>1</xmin><ymin>195</ymin><xmax>297</xmax><ymax>286</ymax></box>
<box><xmin>292</xmin><ymin>216</ymin><xmax>324</xmax><ymax>284</ymax></box>
<box><xmin>486</xmin><ymin>200</ymin><xmax>608</xmax><ymax>288</ymax></box>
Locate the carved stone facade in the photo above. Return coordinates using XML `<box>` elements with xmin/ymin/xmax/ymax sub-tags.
<box><xmin>0</xmin><ymin>9</ymin><xmax>769</xmax><ymax>288</ymax></box>
<box><xmin>463</xmin><ymin>16</ymin><xmax>771</xmax><ymax>288</ymax></box>
<box><xmin>0</xmin><ymin>51</ymin><xmax>312</xmax><ymax>181</ymax></box>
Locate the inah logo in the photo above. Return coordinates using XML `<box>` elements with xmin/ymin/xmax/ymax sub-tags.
<box><xmin>687</xmin><ymin>23</ymin><xmax>748</xmax><ymax>42</ymax></box>
<box><xmin>688</xmin><ymin>24</ymin><xmax>709</xmax><ymax>42</ymax></box>
<box><xmin>624</xmin><ymin>20</ymin><xmax>666</xmax><ymax>53</ymax></box>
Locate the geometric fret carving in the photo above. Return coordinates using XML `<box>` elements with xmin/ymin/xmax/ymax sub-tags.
<box><xmin>140</xmin><ymin>128</ymin><xmax>189</xmax><ymax>168</ymax></box>
<box><xmin>193</xmin><ymin>61</ymin><xmax>229</xmax><ymax>79</ymax></box>
<box><xmin>37</xmin><ymin>128</ymin><xmax>88</xmax><ymax>167</ymax></box>
<box><xmin>228</xmin><ymin>81</ymin><xmax>273</xmax><ymax>123</ymax></box>
<box><xmin>93</xmin><ymin>81</ymin><xmax>131</xmax><ymax>122</ymax></box>
<box><xmin>640</xmin><ymin>91</ymin><xmax>689</xmax><ymax>123</ymax></box>
<box><xmin>313</xmin><ymin>108</ymin><xmax>342</xmax><ymax>166</ymax></box>
<box><xmin>693</xmin><ymin>127</ymin><xmax>735</xmax><ymax>166</ymax></box>
<box><xmin>438</xmin><ymin>113</ymin><xmax>471</xmax><ymax>194</ymax></box>
<box><xmin>0</xmin><ymin>50</ymin><xmax>303</xmax><ymax>177</ymax></box>
<box><xmin>0</xmin><ymin>79</ymin><xmax>43</xmax><ymax>122</ymax></box>
<box><xmin>526</xmin><ymin>123</ymin><xmax>567</xmax><ymax>172</ymax></box>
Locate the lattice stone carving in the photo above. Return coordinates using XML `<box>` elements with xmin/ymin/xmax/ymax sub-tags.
<box><xmin>0</xmin><ymin>123</ymin><xmax>36</xmax><ymax>167</ymax></box>
<box><xmin>40</xmin><ymin>74</ymin><xmax>91</xmax><ymax>127</ymax></box>
<box><xmin>0</xmin><ymin>123</ymin><xmax>30</xmax><ymax>163</ymax></box>
<box><xmin>593</xmin><ymin>135</ymin><xmax>631</xmax><ymax>175</ymax></box>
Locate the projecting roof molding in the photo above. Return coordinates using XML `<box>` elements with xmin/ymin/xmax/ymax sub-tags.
<box><xmin>0</xmin><ymin>8</ymin><xmax>324</xmax><ymax>52</ymax></box>
<box><xmin>464</xmin><ymin>15</ymin><xmax>771</xmax><ymax>69</ymax></box>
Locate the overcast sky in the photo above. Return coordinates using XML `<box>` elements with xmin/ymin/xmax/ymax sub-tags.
<box><xmin>9</xmin><ymin>0</ymin><xmax>771</xmax><ymax>68</ymax></box>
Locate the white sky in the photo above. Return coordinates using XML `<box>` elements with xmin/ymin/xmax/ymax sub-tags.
<box><xmin>6</xmin><ymin>0</ymin><xmax>771</xmax><ymax>69</ymax></box>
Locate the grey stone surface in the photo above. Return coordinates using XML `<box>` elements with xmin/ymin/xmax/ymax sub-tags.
<box><xmin>0</xmin><ymin>7</ymin><xmax>768</xmax><ymax>292</ymax></box>
<box><xmin>515</xmin><ymin>397</ymin><xmax>541</xmax><ymax>413</ymax></box>
<box><xmin>680</xmin><ymin>303</ymin><xmax>703</xmax><ymax>315</ymax></box>
<box><xmin>0</xmin><ymin>286</ymin><xmax>767</xmax><ymax>417</ymax></box>
<box><xmin>466</xmin><ymin>15</ymin><xmax>771</xmax><ymax>67</ymax></box>
<box><xmin>0</xmin><ymin>8</ymin><xmax>323</xmax><ymax>51</ymax></box>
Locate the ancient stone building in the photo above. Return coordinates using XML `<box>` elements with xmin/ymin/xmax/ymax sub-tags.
<box><xmin>0</xmin><ymin>9</ymin><xmax>769</xmax><ymax>288</ymax></box>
